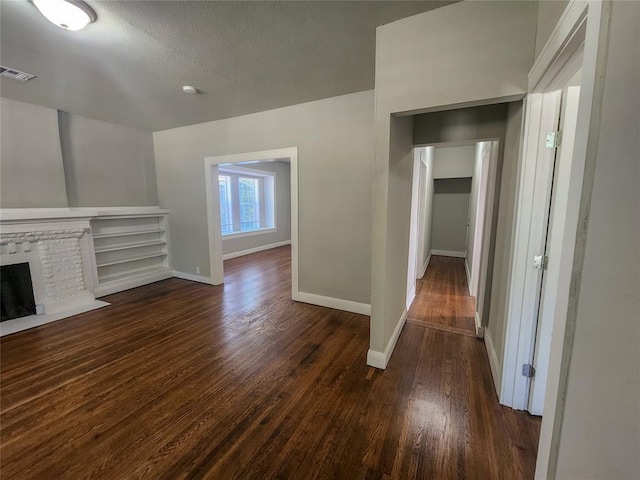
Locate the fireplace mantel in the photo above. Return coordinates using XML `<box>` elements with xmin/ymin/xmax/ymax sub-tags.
<box><xmin>0</xmin><ymin>207</ymin><xmax>171</xmax><ymax>336</ymax></box>
<box><xmin>0</xmin><ymin>208</ymin><xmax>98</xmax><ymax>223</ymax></box>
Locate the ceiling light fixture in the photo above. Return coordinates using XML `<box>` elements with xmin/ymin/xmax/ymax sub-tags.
<box><xmin>182</xmin><ymin>86</ymin><xmax>198</xmax><ymax>95</ymax></box>
<box><xmin>32</xmin><ymin>0</ymin><xmax>97</xmax><ymax>31</ymax></box>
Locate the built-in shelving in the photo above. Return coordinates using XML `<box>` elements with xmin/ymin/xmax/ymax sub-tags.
<box><xmin>96</xmin><ymin>252</ymin><xmax>168</xmax><ymax>268</ymax></box>
<box><xmin>94</xmin><ymin>240</ymin><xmax>166</xmax><ymax>253</ymax></box>
<box><xmin>90</xmin><ymin>208</ymin><xmax>172</xmax><ymax>297</ymax></box>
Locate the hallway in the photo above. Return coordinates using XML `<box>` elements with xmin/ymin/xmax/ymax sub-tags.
<box><xmin>408</xmin><ymin>255</ymin><xmax>476</xmax><ymax>336</ymax></box>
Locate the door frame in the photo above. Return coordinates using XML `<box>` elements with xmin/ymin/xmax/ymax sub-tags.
<box><xmin>409</xmin><ymin>140</ymin><xmax>499</xmax><ymax>338</ymax></box>
<box><xmin>204</xmin><ymin>147</ymin><xmax>299</xmax><ymax>298</ymax></box>
<box><xmin>496</xmin><ymin>1</ymin><xmax>611</xmax><ymax>478</ymax></box>
<box><xmin>470</xmin><ymin>140</ymin><xmax>499</xmax><ymax>338</ymax></box>
<box><xmin>528</xmin><ymin>82</ymin><xmax>582</xmax><ymax>416</ymax></box>
<box><xmin>501</xmin><ymin>90</ymin><xmax>563</xmax><ymax>410</ymax></box>
<box><xmin>500</xmin><ymin>0</ymin><xmax>590</xmax><ymax>411</ymax></box>
<box><xmin>405</xmin><ymin>147</ymin><xmax>422</xmax><ymax>310</ymax></box>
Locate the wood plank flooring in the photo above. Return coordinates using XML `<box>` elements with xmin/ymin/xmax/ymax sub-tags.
<box><xmin>1</xmin><ymin>245</ymin><xmax>540</xmax><ymax>479</ymax></box>
<box><xmin>408</xmin><ymin>256</ymin><xmax>477</xmax><ymax>336</ymax></box>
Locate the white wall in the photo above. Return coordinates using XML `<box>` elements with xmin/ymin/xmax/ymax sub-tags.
<box><xmin>371</xmin><ymin>1</ymin><xmax>536</xmax><ymax>364</ymax></box>
<box><xmin>554</xmin><ymin>2</ymin><xmax>639</xmax><ymax>477</ymax></box>
<box><xmin>0</xmin><ymin>98</ymin><xmax>68</xmax><ymax>207</ymax></box>
<box><xmin>0</xmin><ymin>97</ymin><xmax>159</xmax><ymax>209</ymax></box>
<box><xmin>153</xmin><ymin>90</ymin><xmax>373</xmax><ymax>305</ymax></box>
<box><xmin>535</xmin><ymin>1</ymin><xmax>570</xmax><ymax>58</ymax></box>
<box><xmin>58</xmin><ymin>112</ymin><xmax>158</xmax><ymax>207</ymax></box>
<box><xmin>221</xmin><ymin>161</ymin><xmax>291</xmax><ymax>256</ymax></box>
<box><xmin>382</xmin><ymin>114</ymin><xmax>414</xmax><ymax>350</ymax></box>
<box><xmin>433</xmin><ymin>145</ymin><xmax>475</xmax><ymax>179</ymax></box>
<box><xmin>431</xmin><ymin>178</ymin><xmax>471</xmax><ymax>254</ymax></box>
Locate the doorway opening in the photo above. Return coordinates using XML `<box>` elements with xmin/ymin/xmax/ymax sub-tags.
<box><xmin>204</xmin><ymin>148</ymin><xmax>299</xmax><ymax>299</ymax></box>
<box><xmin>406</xmin><ymin>140</ymin><xmax>499</xmax><ymax>338</ymax></box>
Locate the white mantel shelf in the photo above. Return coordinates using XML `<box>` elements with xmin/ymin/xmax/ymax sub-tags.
<box><xmin>0</xmin><ymin>207</ymin><xmax>170</xmax><ymax>223</ymax></box>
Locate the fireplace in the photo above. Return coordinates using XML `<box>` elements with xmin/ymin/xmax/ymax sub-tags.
<box><xmin>1</xmin><ymin>263</ymin><xmax>37</xmax><ymax>321</ymax></box>
<box><xmin>0</xmin><ymin>209</ymin><xmax>107</xmax><ymax>335</ymax></box>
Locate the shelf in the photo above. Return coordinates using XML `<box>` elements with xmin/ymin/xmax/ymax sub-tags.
<box><xmin>96</xmin><ymin>252</ymin><xmax>167</xmax><ymax>268</ymax></box>
<box><xmin>93</xmin><ymin>229</ymin><xmax>164</xmax><ymax>239</ymax></box>
<box><xmin>98</xmin><ymin>265</ymin><xmax>170</xmax><ymax>284</ymax></box>
<box><xmin>89</xmin><ymin>209</ymin><xmax>171</xmax><ymax>296</ymax></box>
<box><xmin>94</xmin><ymin>240</ymin><xmax>166</xmax><ymax>253</ymax></box>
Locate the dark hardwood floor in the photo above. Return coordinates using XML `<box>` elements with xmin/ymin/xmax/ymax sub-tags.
<box><xmin>1</xmin><ymin>245</ymin><xmax>540</xmax><ymax>479</ymax></box>
<box><xmin>408</xmin><ymin>255</ymin><xmax>477</xmax><ymax>336</ymax></box>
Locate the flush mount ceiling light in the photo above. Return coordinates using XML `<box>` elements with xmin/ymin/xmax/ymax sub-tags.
<box><xmin>182</xmin><ymin>86</ymin><xmax>198</xmax><ymax>95</ymax></box>
<box><xmin>32</xmin><ymin>0</ymin><xmax>97</xmax><ymax>31</ymax></box>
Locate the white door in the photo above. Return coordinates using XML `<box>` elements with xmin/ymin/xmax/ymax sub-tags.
<box><xmin>527</xmin><ymin>84</ymin><xmax>582</xmax><ymax>414</ymax></box>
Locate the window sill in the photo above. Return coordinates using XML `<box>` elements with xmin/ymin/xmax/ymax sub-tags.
<box><xmin>222</xmin><ymin>228</ymin><xmax>277</xmax><ymax>240</ymax></box>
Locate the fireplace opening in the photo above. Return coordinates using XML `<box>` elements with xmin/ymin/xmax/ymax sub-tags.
<box><xmin>1</xmin><ymin>263</ymin><xmax>37</xmax><ymax>322</ymax></box>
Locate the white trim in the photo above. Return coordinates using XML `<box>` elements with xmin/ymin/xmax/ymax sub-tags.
<box><xmin>431</xmin><ymin>249</ymin><xmax>465</xmax><ymax>258</ymax></box>
<box><xmin>366</xmin><ymin>308</ymin><xmax>408</xmax><ymax>370</ymax></box>
<box><xmin>366</xmin><ymin>350</ymin><xmax>387</xmax><ymax>370</ymax></box>
<box><xmin>294</xmin><ymin>291</ymin><xmax>371</xmax><ymax>316</ymax></box>
<box><xmin>406</xmin><ymin>287</ymin><xmax>416</xmax><ymax>311</ymax></box>
<box><xmin>406</xmin><ymin>148</ymin><xmax>421</xmax><ymax>312</ymax></box>
<box><xmin>475</xmin><ymin>312</ymin><xmax>484</xmax><ymax>338</ymax></box>
<box><xmin>534</xmin><ymin>4</ymin><xmax>610</xmax><ymax>478</ymax></box>
<box><xmin>222</xmin><ymin>228</ymin><xmax>277</xmax><ymax>240</ymax></box>
<box><xmin>222</xmin><ymin>240</ymin><xmax>291</xmax><ymax>260</ymax></box>
<box><xmin>420</xmin><ymin>252</ymin><xmax>431</xmax><ymax>278</ymax></box>
<box><xmin>172</xmin><ymin>270</ymin><xmax>215</xmax><ymax>285</ymax></box>
<box><xmin>465</xmin><ymin>259</ymin><xmax>471</xmax><ymax>295</ymax></box>
<box><xmin>204</xmin><ymin>148</ymin><xmax>298</xmax><ymax>293</ymax></box>
<box><xmin>484</xmin><ymin>328</ymin><xmax>502</xmax><ymax>394</ymax></box>
<box><xmin>94</xmin><ymin>269</ymin><xmax>174</xmax><ymax>297</ymax></box>
<box><xmin>218</xmin><ymin>164</ymin><xmax>274</xmax><ymax>177</ymax></box>
<box><xmin>501</xmin><ymin>91</ymin><xmax>563</xmax><ymax>411</ymax></box>
<box><xmin>0</xmin><ymin>300</ymin><xmax>109</xmax><ymax>337</ymax></box>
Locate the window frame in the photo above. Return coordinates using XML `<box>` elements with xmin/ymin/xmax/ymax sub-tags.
<box><xmin>218</xmin><ymin>165</ymin><xmax>277</xmax><ymax>238</ymax></box>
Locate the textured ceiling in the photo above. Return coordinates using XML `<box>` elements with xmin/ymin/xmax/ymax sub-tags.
<box><xmin>0</xmin><ymin>0</ymin><xmax>454</xmax><ymax>132</ymax></box>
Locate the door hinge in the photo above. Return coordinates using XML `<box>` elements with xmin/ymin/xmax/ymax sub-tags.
<box><xmin>546</xmin><ymin>131</ymin><xmax>562</xmax><ymax>148</ymax></box>
<box><xmin>533</xmin><ymin>254</ymin><xmax>548</xmax><ymax>271</ymax></box>
<box><xmin>522</xmin><ymin>364</ymin><xmax>536</xmax><ymax>378</ymax></box>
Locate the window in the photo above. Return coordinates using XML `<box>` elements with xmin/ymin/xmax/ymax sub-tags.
<box><xmin>218</xmin><ymin>166</ymin><xmax>275</xmax><ymax>236</ymax></box>
<box><xmin>219</xmin><ymin>175</ymin><xmax>233</xmax><ymax>234</ymax></box>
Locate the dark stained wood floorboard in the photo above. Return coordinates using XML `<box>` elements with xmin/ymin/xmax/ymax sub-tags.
<box><xmin>1</xmin><ymin>245</ymin><xmax>540</xmax><ymax>479</ymax></box>
<box><xmin>408</xmin><ymin>255</ymin><xmax>477</xmax><ymax>336</ymax></box>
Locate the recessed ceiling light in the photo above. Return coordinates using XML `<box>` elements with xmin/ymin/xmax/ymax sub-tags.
<box><xmin>182</xmin><ymin>86</ymin><xmax>198</xmax><ymax>95</ymax></box>
<box><xmin>32</xmin><ymin>0</ymin><xmax>97</xmax><ymax>31</ymax></box>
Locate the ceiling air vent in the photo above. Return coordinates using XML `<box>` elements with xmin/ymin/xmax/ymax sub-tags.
<box><xmin>0</xmin><ymin>66</ymin><xmax>36</xmax><ymax>82</ymax></box>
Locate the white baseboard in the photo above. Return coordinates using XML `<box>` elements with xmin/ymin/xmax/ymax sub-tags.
<box><xmin>367</xmin><ymin>308</ymin><xmax>408</xmax><ymax>370</ymax></box>
<box><xmin>475</xmin><ymin>312</ymin><xmax>485</xmax><ymax>338</ymax></box>
<box><xmin>366</xmin><ymin>349</ymin><xmax>387</xmax><ymax>369</ymax></box>
<box><xmin>465</xmin><ymin>259</ymin><xmax>472</xmax><ymax>295</ymax></box>
<box><xmin>406</xmin><ymin>286</ymin><xmax>416</xmax><ymax>310</ymax></box>
<box><xmin>294</xmin><ymin>291</ymin><xmax>371</xmax><ymax>316</ymax></box>
<box><xmin>95</xmin><ymin>269</ymin><xmax>174</xmax><ymax>297</ymax></box>
<box><xmin>484</xmin><ymin>328</ymin><xmax>502</xmax><ymax>397</ymax></box>
<box><xmin>0</xmin><ymin>300</ymin><xmax>109</xmax><ymax>337</ymax></box>
<box><xmin>222</xmin><ymin>240</ymin><xmax>291</xmax><ymax>260</ymax></box>
<box><xmin>419</xmin><ymin>252</ymin><xmax>431</xmax><ymax>278</ymax></box>
<box><xmin>431</xmin><ymin>249</ymin><xmax>466</xmax><ymax>258</ymax></box>
<box><xmin>173</xmin><ymin>270</ymin><xmax>215</xmax><ymax>285</ymax></box>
